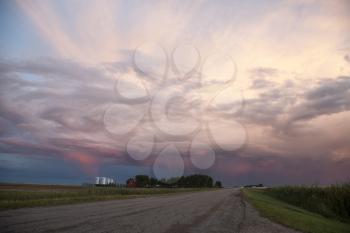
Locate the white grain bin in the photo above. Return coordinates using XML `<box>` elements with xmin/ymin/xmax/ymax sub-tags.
<box><xmin>95</xmin><ymin>176</ymin><xmax>116</xmax><ymax>185</ymax></box>
<box><xmin>101</xmin><ymin>177</ymin><xmax>107</xmax><ymax>185</ymax></box>
<box><xmin>95</xmin><ymin>177</ymin><xmax>100</xmax><ymax>185</ymax></box>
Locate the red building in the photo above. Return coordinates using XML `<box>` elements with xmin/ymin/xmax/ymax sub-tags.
<box><xmin>126</xmin><ymin>178</ymin><xmax>137</xmax><ymax>188</ymax></box>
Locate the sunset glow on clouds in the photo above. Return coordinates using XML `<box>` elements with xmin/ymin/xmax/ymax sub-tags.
<box><xmin>0</xmin><ymin>0</ymin><xmax>349</xmax><ymax>185</ymax></box>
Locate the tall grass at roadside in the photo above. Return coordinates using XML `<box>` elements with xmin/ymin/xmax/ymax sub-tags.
<box><xmin>243</xmin><ymin>189</ymin><xmax>350</xmax><ymax>233</ymax></box>
<box><xmin>264</xmin><ymin>184</ymin><xmax>350</xmax><ymax>223</ymax></box>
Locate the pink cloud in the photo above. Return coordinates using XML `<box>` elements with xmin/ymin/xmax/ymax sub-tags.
<box><xmin>217</xmin><ymin>159</ymin><xmax>254</xmax><ymax>175</ymax></box>
<box><xmin>64</xmin><ymin>151</ymin><xmax>99</xmax><ymax>175</ymax></box>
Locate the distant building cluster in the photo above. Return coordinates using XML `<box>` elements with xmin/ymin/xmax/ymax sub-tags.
<box><xmin>95</xmin><ymin>177</ymin><xmax>116</xmax><ymax>186</ymax></box>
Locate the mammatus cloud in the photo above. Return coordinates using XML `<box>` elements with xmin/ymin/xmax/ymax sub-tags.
<box><xmin>1</xmin><ymin>55</ymin><xmax>349</xmax><ymax>184</ymax></box>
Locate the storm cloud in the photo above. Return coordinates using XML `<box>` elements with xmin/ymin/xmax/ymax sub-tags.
<box><xmin>1</xmin><ymin>0</ymin><xmax>350</xmax><ymax>185</ymax></box>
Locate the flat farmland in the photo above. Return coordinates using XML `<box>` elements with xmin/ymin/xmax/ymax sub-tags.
<box><xmin>0</xmin><ymin>183</ymin><xmax>211</xmax><ymax>209</ymax></box>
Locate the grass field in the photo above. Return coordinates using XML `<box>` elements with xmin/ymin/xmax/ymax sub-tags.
<box><xmin>243</xmin><ymin>186</ymin><xmax>350</xmax><ymax>233</ymax></box>
<box><xmin>0</xmin><ymin>183</ymin><xmax>213</xmax><ymax>210</ymax></box>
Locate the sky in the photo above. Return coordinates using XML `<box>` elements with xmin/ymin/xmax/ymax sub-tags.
<box><xmin>0</xmin><ymin>0</ymin><xmax>350</xmax><ymax>186</ymax></box>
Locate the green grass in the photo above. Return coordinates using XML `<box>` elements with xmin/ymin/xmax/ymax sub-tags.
<box><xmin>0</xmin><ymin>184</ymin><xmax>213</xmax><ymax>210</ymax></box>
<box><xmin>243</xmin><ymin>189</ymin><xmax>350</xmax><ymax>233</ymax></box>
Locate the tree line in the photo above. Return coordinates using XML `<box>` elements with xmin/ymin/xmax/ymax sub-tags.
<box><xmin>126</xmin><ymin>174</ymin><xmax>222</xmax><ymax>188</ymax></box>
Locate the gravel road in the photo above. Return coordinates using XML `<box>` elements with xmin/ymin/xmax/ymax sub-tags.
<box><xmin>0</xmin><ymin>188</ymin><xmax>299</xmax><ymax>233</ymax></box>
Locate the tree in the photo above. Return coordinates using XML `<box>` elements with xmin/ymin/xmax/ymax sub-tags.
<box><xmin>127</xmin><ymin>174</ymin><xmax>216</xmax><ymax>188</ymax></box>
<box><xmin>135</xmin><ymin>175</ymin><xmax>149</xmax><ymax>187</ymax></box>
<box><xmin>214</xmin><ymin>181</ymin><xmax>222</xmax><ymax>188</ymax></box>
<box><xmin>165</xmin><ymin>177</ymin><xmax>180</xmax><ymax>185</ymax></box>
<box><xmin>177</xmin><ymin>174</ymin><xmax>213</xmax><ymax>188</ymax></box>
<box><xmin>149</xmin><ymin>177</ymin><xmax>158</xmax><ymax>187</ymax></box>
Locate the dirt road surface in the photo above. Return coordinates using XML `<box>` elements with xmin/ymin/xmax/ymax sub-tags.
<box><xmin>0</xmin><ymin>188</ymin><xmax>299</xmax><ymax>233</ymax></box>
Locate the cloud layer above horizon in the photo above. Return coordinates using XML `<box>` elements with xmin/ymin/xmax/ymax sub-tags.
<box><xmin>0</xmin><ymin>0</ymin><xmax>349</xmax><ymax>185</ymax></box>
